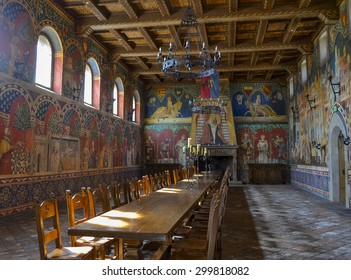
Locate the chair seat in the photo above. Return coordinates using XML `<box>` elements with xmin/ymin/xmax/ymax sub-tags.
<box><xmin>47</xmin><ymin>246</ymin><xmax>94</xmax><ymax>260</ymax></box>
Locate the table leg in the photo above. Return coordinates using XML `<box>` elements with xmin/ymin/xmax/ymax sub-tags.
<box><xmin>118</xmin><ymin>238</ymin><xmax>124</xmax><ymax>260</ymax></box>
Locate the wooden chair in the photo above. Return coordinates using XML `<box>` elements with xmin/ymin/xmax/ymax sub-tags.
<box><xmin>148</xmin><ymin>174</ymin><xmax>156</xmax><ymax>193</ymax></box>
<box><xmin>66</xmin><ymin>189</ymin><xmax>118</xmax><ymax>260</ymax></box>
<box><xmin>173</xmin><ymin>169</ymin><xmax>181</xmax><ymax>184</ymax></box>
<box><xmin>153</xmin><ymin>173</ymin><xmax>162</xmax><ymax>190</ymax></box>
<box><xmin>137</xmin><ymin>178</ymin><xmax>147</xmax><ymax>198</ymax></box>
<box><xmin>34</xmin><ymin>195</ymin><xmax>94</xmax><ymax>260</ymax></box>
<box><xmin>171</xmin><ymin>190</ymin><xmax>221</xmax><ymax>260</ymax></box>
<box><xmin>127</xmin><ymin>178</ymin><xmax>139</xmax><ymax>202</ymax></box>
<box><xmin>105</xmin><ymin>181</ymin><xmax>120</xmax><ymax>209</ymax></box>
<box><xmin>84</xmin><ymin>185</ymin><xmax>109</xmax><ymax>216</ymax></box>
<box><xmin>182</xmin><ymin>167</ymin><xmax>189</xmax><ymax>179</ymax></box>
<box><xmin>165</xmin><ymin>170</ymin><xmax>172</xmax><ymax>186</ymax></box>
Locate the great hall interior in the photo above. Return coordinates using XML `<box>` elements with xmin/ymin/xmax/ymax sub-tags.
<box><xmin>1</xmin><ymin>0</ymin><xmax>351</xmax><ymax>260</ymax></box>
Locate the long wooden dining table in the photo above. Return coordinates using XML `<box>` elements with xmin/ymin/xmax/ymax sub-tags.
<box><xmin>67</xmin><ymin>172</ymin><xmax>221</xmax><ymax>259</ymax></box>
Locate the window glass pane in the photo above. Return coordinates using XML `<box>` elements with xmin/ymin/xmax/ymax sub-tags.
<box><xmin>132</xmin><ymin>95</ymin><xmax>136</xmax><ymax>122</ymax></box>
<box><xmin>319</xmin><ymin>31</ymin><xmax>328</xmax><ymax>65</ymax></box>
<box><xmin>301</xmin><ymin>59</ymin><xmax>307</xmax><ymax>84</ymax></box>
<box><xmin>289</xmin><ymin>77</ymin><xmax>294</xmax><ymax>98</ymax></box>
<box><xmin>84</xmin><ymin>65</ymin><xmax>92</xmax><ymax>105</ymax></box>
<box><xmin>35</xmin><ymin>35</ymin><xmax>52</xmax><ymax>88</ymax></box>
<box><xmin>113</xmin><ymin>84</ymin><xmax>118</xmax><ymax>115</ymax></box>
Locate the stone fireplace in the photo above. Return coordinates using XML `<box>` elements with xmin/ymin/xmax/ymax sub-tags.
<box><xmin>199</xmin><ymin>145</ymin><xmax>241</xmax><ymax>185</ymax></box>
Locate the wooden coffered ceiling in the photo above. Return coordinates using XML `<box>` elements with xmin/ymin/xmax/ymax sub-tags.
<box><xmin>55</xmin><ymin>0</ymin><xmax>340</xmax><ymax>86</ymax></box>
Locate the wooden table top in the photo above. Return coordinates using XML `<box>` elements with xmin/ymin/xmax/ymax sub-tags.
<box><xmin>67</xmin><ymin>173</ymin><xmax>220</xmax><ymax>242</ymax></box>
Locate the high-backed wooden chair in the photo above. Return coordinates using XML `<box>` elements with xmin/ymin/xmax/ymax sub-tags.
<box><xmin>34</xmin><ymin>196</ymin><xmax>94</xmax><ymax>260</ymax></box>
<box><xmin>173</xmin><ymin>169</ymin><xmax>181</xmax><ymax>184</ymax></box>
<box><xmin>153</xmin><ymin>173</ymin><xmax>162</xmax><ymax>190</ymax></box>
<box><xmin>148</xmin><ymin>174</ymin><xmax>156</xmax><ymax>193</ymax></box>
<box><xmin>171</xmin><ymin>191</ymin><xmax>221</xmax><ymax>260</ymax></box>
<box><xmin>126</xmin><ymin>178</ymin><xmax>139</xmax><ymax>202</ymax></box>
<box><xmin>84</xmin><ymin>185</ymin><xmax>108</xmax><ymax>217</ymax></box>
<box><xmin>165</xmin><ymin>170</ymin><xmax>172</xmax><ymax>186</ymax></box>
<box><xmin>105</xmin><ymin>182</ymin><xmax>120</xmax><ymax>210</ymax></box>
<box><xmin>66</xmin><ymin>189</ymin><xmax>118</xmax><ymax>259</ymax></box>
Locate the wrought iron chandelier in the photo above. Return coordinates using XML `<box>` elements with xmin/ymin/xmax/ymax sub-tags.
<box><xmin>156</xmin><ymin>6</ymin><xmax>221</xmax><ymax>80</ymax></box>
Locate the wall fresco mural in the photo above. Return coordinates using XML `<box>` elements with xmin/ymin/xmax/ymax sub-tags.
<box><xmin>236</xmin><ymin>123</ymin><xmax>289</xmax><ymax>183</ymax></box>
<box><xmin>143</xmin><ymin>124</ymin><xmax>191</xmax><ymax>165</ymax></box>
<box><xmin>231</xmin><ymin>83</ymin><xmax>287</xmax><ymax>121</ymax></box>
<box><xmin>0</xmin><ymin>0</ymin><xmax>142</xmax><ymax>216</ymax></box>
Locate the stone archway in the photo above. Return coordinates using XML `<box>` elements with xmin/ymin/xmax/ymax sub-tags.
<box><xmin>328</xmin><ymin>111</ymin><xmax>350</xmax><ymax>207</ymax></box>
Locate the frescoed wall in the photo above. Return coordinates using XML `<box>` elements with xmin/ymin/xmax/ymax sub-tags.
<box><xmin>230</xmin><ymin>83</ymin><xmax>289</xmax><ymax>183</ymax></box>
<box><xmin>0</xmin><ymin>0</ymin><xmax>142</xmax><ymax>217</ymax></box>
<box><xmin>289</xmin><ymin>0</ymin><xmax>351</xmax><ymax>205</ymax></box>
<box><xmin>144</xmin><ymin>84</ymin><xmax>197</xmax><ymax>164</ymax></box>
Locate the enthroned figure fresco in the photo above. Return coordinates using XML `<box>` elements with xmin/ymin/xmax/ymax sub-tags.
<box><xmin>191</xmin><ymin>97</ymin><xmax>237</xmax><ymax>146</ymax></box>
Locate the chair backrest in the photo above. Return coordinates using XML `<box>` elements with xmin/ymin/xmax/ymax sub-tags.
<box><xmin>34</xmin><ymin>196</ymin><xmax>63</xmax><ymax>260</ymax></box>
<box><xmin>206</xmin><ymin>191</ymin><xmax>221</xmax><ymax>260</ymax></box>
<box><xmin>126</xmin><ymin>178</ymin><xmax>139</xmax><ymax>202</ymax></box>
<box><xmin>142</xmin><ymin>175</ymin><xmax>151</xmax><ymax>195</ymax></box>
<box><xmin>105</xmin><ymin>182</ymin><xmax>119</xmax><ymax>210</ymax></box>
<box><xmin>117</xmin><ymin>182</ymin><xmax>128</xmax><ymax>205</ymax></box>
<box><xmin>148</xmin><ymin>174</ymin><xmax>156</xmax><ymax>193</ymax></box>
<box><xmin>153</xmin><ymin>173</ymin><xmax>161</xmax><ymax>190</ymax></box>
<box><xmin>85</xmin><ymin>186</ymin><xmax>108</xmax><ymax>217</ymax></box>
<box><xmin>165</xmin><ymin>170</ymin><xmax>172</xmax><ymax>186</ymax></box>
<box><xmin>159</xmin><ymin>172</ymin><xmax>167</xmax><ymax>187</ymax></box>
<box><xmin>66</xmin><ymin>189</ymin><xmax>90</xmax><ymax>246</ymax></box>
<box><xmin>173</xmin><ymin>169</ymin><xmax>181</xmax><ymax>184</ymax></box>
<box><xmin>137</xmin><ymin>178</ymin><xmax>148</xmax><ymax>198</ymax></box>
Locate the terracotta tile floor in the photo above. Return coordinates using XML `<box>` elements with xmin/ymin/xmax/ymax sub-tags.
<box><xmin>1</xmin><ymin>184</ymin><xmax>351</xmax><ymax>259</ymax></box>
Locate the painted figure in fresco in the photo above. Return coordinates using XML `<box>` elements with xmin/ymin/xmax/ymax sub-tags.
<box><xmin>49</xmin><ymin>141</ymin><xmax>60</xmax><ymax>172</ymax></box>
<box><xmin>273</xmin><ymin>135</ymin><xmax>287</xmax><ymax>161</ymax></box>
<box><xmin>83</xmin><ymin>142</ymin><xmax>90</xmax><ymax>169</ymax></box>
<box><xmin>99</xmin><ymin>145</ymin><xmax>108</xmax><ymax>168</ymax></box>
<box><xmin>200</xmin><ymin>114</ymin><xmax>227</xmax><ymax>145</ymax></box>
<box><xmin>145</xmin><ymin>134</ymin><xmax>155</xmax><ymax>163</ymax></box>
<box><xmin>175</xmin><ymin>134</ymin><xmax>187</xmax><ymax>165</ymax></box>
<box><xmin>240</xmin><ymin>133</ymin><xmax>252</xmax><ymax>162</ymax></box>
<box><xmin>88</xmin><ymin>142</ymin><xmax>97</xmax><ymax>168</ymax></box>
<box><xmin>150</xmin><ymin>97</ymin><xmax>182</xmax><ymax>119</ymax></box>
<box><xmin>160</xmin><ymin>138</ymin><xmax>171</xmax><ymax>158</ymax></box>
<box><xmin>61</xmin><ymin>142</ymin><xmax>76</xmax><ymax>170</ymax></box>
<box><xmin>257</xmin><ymin>134</ymin><xmax>269</xmax><ymax>163</ymax></box>
<box><xmin>245</xmin><ymin>95</ymin><xmax>277</xmax><ymax>117</ymax></box>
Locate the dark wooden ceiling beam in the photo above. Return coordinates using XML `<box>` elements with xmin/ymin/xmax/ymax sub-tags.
<box><xmin>263</xmin><ymin>0</ymin><xmax>275</xmax><ymax>9</ymax></box>
<box><xmin>283</xmin><ymin>18</ymin><xmax>301</xmax><ymax>44</ymax></box>
<box><xmin>228</xmin><ymin>0</ymin><xmax>239</xmax><ymax>13</ymax></box>
<box><xmin>82</xmin><ymin>0</ymin><xmax>110</xmax><ymax>21</ymax></box>
<box><xmin>138</xmin><ymin>27</ymin><xmax>158</xmax><ymax>50</ymax></box>
<box><xmin>155</xmin><ymin>0</ymin><xmax>170</xmax><ymax>17</ymax></box>
<box><xmin>191</xmin><ymin>0</ymin><xmax>204</xmax><ymax>16</ymax></box>
<box><xmin>114</xmin><ymin>40</ymin><xmax>312</xmax><ymax>58</ymax></box>
<box><xmin>134</xmin><ymin>62</ymin><xmax>296</xmax><ymax>75</ymax></box>
<box><xmin>299</xmin><ymin>0</ymin><xmax>311</xmax><ymax>9</ymax></box>
<box><xmin>119</xmin><ymin>0</ymin><xmax>138</xmax><ymax>20</ymax></box>
<box><xmin>109</xmin><ymin>29</ymin><xmax>134</xmax><ymax>51</ymax></box>
<box><xmin>168</xmin><ymin>26</ymin><xmax>182</xmax><ymax>49</ymax></box>
<box><xmin>256</xmin><ymin>20</ymin><xmax>268</xmax><ymax>46</ymax></box>
<box><xmin>78</xmin><ymin>4</ymin><xmax>337</xmax><ymax>30</ymax></box>
<box><xmin>135</xmin><ymin>57</ymin><xmax>150</xmax><ymax>70</ymax></box>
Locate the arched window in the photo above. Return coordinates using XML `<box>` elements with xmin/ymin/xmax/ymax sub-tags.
<box><xmin>113</xmin><ymin>84</ymin><xmax>118</xmax><ymax>115</ymax></box>
<box><xmin>84</xmin><ymin>57</ymin><xmax>100</xmax><ymax>108</ymax></box>
<box><xmin>35</xmin><ymin>27</ymin><xmax>63</xmax><ymax>93</ymax></box>
<box><xmin>116</xmin><ymin>77</ymin><xmax>124</xmax><ymax>118</ymax></box>
<box><xmin>84</xmin><ymin>64</ymin><xmax>93</xmax><ymax>105</ymax></box>
<box><xmin>301</xmin><ymin>58</ymin><xmax>307</xmax><ymax>85</ymax></box>
<box><xmin>35</xmin><ymin>35</ymin><xmax>52</xmax><ymax>88</ymax></box>
<box><xmin>132</xmin><ymin>94</ymin><xmax>136</xmax><ymax>122</ymax></box>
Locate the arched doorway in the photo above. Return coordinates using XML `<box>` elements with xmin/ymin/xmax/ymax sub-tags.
<box><xmin>329</xmin><ymin>110</ymin><xmax>350</xmax><ymax>207</ymax></box>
